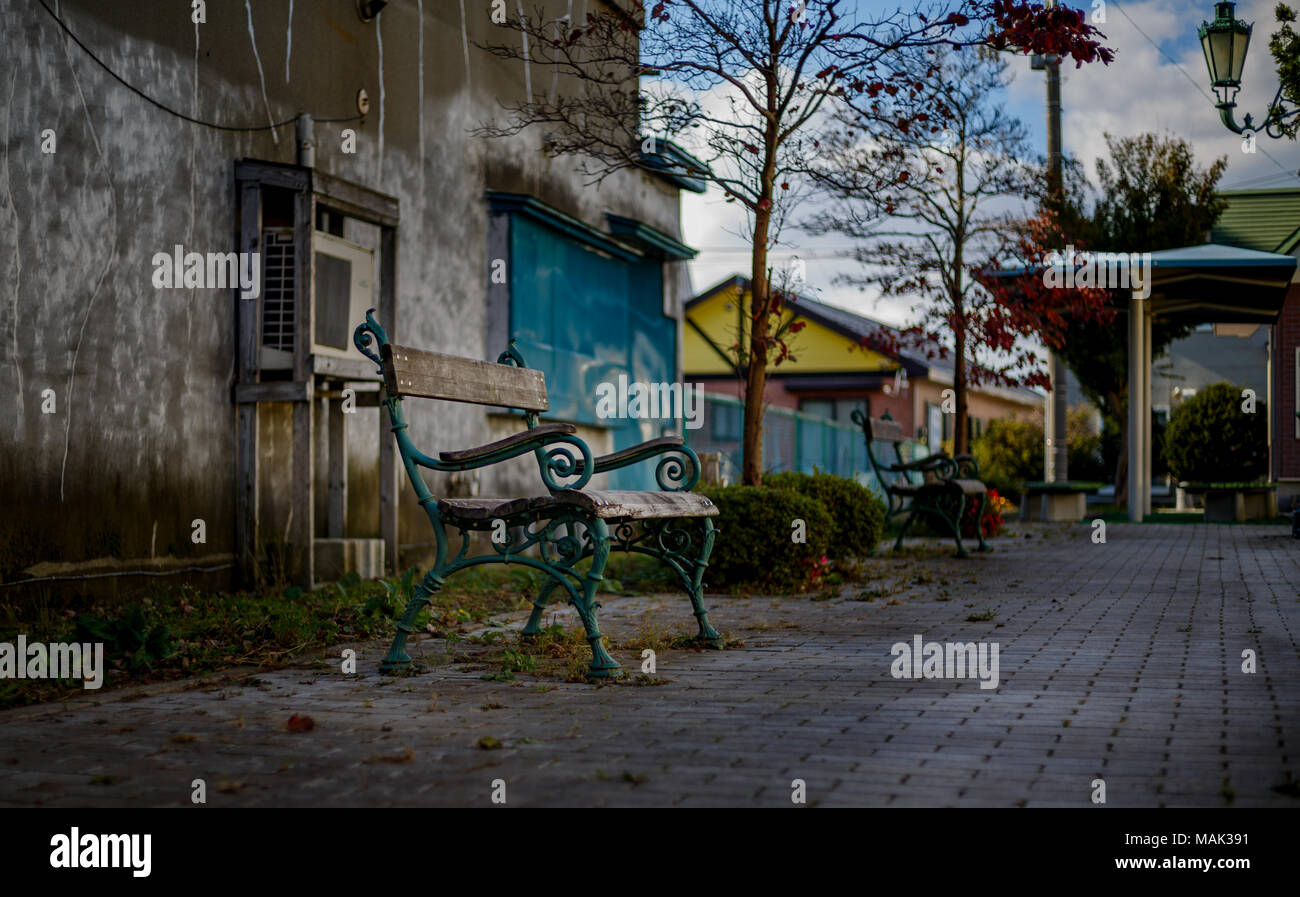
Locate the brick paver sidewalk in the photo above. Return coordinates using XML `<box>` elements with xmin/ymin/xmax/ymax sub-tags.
<box><xmin>2</xmin><ymin>522</ymin><xmax>1297</xmax><ymax>807</ymax></box>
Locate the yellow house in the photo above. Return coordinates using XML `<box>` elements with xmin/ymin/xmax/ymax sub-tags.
<box><xmin>684</xmin><ymin>276</ymin><xmax>1040</xmax><ymax>458</ymax></box>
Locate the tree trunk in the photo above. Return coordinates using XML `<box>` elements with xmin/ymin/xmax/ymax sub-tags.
<box><xmin>953</xmin><ymin>316</ymin><xmax>969</xmax><ymax>456</ymax></box>
<box><xmin>741</xmin><ymin>204</ymin><xmax>772</xmax><ymax>485</ymax></box>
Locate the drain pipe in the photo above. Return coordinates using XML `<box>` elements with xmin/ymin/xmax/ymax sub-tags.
<box><xmin>296</xmin><ymin>113</ymin><xmax>315</xmax><ymax>168</ymax></box>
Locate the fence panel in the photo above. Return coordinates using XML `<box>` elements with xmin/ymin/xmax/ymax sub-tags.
<box><xmin>688</xmin><ymin>394</ymin><xmax>927</xmax><ymax>498</ymax></box>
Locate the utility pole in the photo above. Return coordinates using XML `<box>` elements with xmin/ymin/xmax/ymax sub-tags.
<box><xmin>1034</xmin><ymin>0</ymin><xmax>1069</xmax><ymax>484</ymax></box>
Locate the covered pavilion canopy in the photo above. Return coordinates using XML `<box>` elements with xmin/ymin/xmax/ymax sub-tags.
<box><xmin>1128</xmin><ymin>243</ymin><xmax>1294</xmax><ymax>520</ymax></box>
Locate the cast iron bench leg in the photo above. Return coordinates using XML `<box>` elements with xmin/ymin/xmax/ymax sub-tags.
<box><xmin>893</xmin><ymin>508</ymin><xmax>918</xmax><ymax>552</ymax></box>
<box><xmin>574</xmin><ymin>518</ymin><xmax>621</xmax><ymax>679</ymax></box>
<box><xmin>929</xmin><ymin>501</ymin><xmax>968</xmax><ymax>559</ymax></box>
<box><xmin>521</xmin><ymin>578</ymin><xmax>561</xmax><ymax>638</ymax></box>
<box><xmin>974</xmin><ymin>493</ymin><xmax>992</xmax><ymax>553</ymax></box>
<box><xmin>521</xmin><ymin>521</ymin><xmax>573</xmax><ymax>639</ymax></box>
<box><xmin>685</xmin><ymin>518</ymin><xmax>723</xmax><ymax>646</ymax></box>
<box><xmin>380</xmin><ymin>570</ymin><xmax>442</xmax><ymax>673</ymax></box>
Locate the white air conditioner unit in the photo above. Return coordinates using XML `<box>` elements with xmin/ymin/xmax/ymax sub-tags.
<box><xmin>311</xmin><ymin>232</ymin><xmax>375</xmax><ymax>362</ymax></box>
<box><xmin>257</xmin><ymin>229</ymin><xmax>376</xmax><ymax>370</ymax></box>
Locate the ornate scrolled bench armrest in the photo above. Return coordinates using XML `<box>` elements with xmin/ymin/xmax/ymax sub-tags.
<box><xmin>440</xmin><ymin>423</ymin><xmax>577</xmax><ymax>463</ymax></box>
<box><xmin>571</xmin><ymin>435</ymin><xmax>701</xmax><ymax>492</ymax></box>
<box><xmin>432</xmin><ymin>425</ymin><xmax>593</xmax><ymax>491</ymax></box>
<box><xmin>890</xmin><ymin>454</ymin><xmax>959</xmax><ymax>481</ymax></box>
<box><xmin>395</xmin><ymin>422</ymin><xmax>593</xmax><ymax>487</ymax></box>
<box><xmin>953</xmin><ymin>453</ymin><xmax>981</xmax><ymax>479</ymax></box>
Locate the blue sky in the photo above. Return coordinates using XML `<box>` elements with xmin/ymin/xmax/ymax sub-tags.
<box><xmin>682</xmin><ymin>0</ymin><xmax>1300</xmax><ymax>326</ymax></box>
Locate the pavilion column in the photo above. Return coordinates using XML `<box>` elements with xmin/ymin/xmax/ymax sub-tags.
<box><xmin>1142</xmin><ymin>305</ymin><xmax>1153</xmax><ymax>518</ymax></box>
<box><xmin>1128</xmin><ymin>289</ymin><xmax>1146</xmax><ymax>522</ymax></box>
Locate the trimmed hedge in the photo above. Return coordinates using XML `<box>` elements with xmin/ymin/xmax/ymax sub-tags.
<box><xmin>1163</xmin><ymin>381</ymin><xmax>1267</xmax><ymax>483</ymax></box>
<box><xmin>764</xmin><ymin>470</ymin><xmax>885</xmax><ymax>560</ymax></box>
<box><xmin>698</xmin><ymin>485</ymin><xmax>833</xmax><ymax>592</ymax></box>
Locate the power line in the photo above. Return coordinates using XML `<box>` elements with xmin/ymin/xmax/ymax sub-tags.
<box><xmin>35</xmin><ymin>0</ymin><xmax>362</xmax><ymax>132</ymax></box>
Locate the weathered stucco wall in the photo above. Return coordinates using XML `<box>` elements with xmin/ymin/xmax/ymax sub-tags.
<box><xmin>0</xmin><ymin>0</ymin><xmax>686</xmax><ymax>586</ymax></box>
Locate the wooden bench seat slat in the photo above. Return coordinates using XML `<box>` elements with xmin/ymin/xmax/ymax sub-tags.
<box><xmin>439</xmin><ymin>489</ymin><xmax>718</xmax><ymax>522</ymax></box>
<box><xmin>382</xmin><ymin>343</ymin><xmax>549</xmax><ymax>411</ymax></box>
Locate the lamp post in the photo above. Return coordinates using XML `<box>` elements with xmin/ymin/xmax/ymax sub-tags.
<box><xmin>1031</xmin><ymin>0</ymin><xmax>1069</xmax><ymax>484</ymax></box>
<box><xmin>1200</xmin><ymin>1</ymin><xmax>1300</xmax><ymax>137</ymax></box>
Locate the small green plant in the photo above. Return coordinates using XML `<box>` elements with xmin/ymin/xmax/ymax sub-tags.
<box><xmin>365</xmin><ymin>567</ymin><xmax>418</xmax><ymax>619</ymax></box>
<box><xmin>74</xmin><ymin>604</ymin><xmax>176</xmax><ymax>672</ymax></box>
<box><xmin>500</xmin><ymin>648</ymin><xmax>537</xmax><ymax>674</ymax></box>
<box><xmin>965</xmin><ymin>608</ymin><xmax>996</xmax><ymax>622</ymax></box>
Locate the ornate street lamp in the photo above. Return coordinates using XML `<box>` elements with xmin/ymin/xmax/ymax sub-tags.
<box><xmin>1200</xmin><ymin>1</ymin><xmax>1299</xmax><ymax>136</ymax></box>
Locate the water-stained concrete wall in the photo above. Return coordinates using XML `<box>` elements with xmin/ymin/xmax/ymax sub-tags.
<box><xmin>0</xmin><ymin>0</ymin><xmax>687</xmax><ymax>587</ymax></box>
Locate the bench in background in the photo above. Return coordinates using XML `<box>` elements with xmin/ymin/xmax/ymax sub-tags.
<box><xmin>854</xmin><ymin>410</ymin><xmax>990</xmax><ymax>558</ymax></box>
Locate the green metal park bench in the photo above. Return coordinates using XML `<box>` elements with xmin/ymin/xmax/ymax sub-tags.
<box><xmin>353</xmin><ymin>311</ymin><xmax>723</xmax><ymax>680</ymax></box>
<box><xmin>853</xmin><ymin>409</ymin><xmax>991</xmax><ymax>558</ymax></box>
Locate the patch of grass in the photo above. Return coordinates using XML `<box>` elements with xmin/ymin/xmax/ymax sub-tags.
<box><xmin>0</xmin><ymin>558</ymin><xmax>675</xmax><ymax>708</ymax></box>
<box><xmin>965</xmin><ymin>609</ymin><xmax>997</xmax><ymax>622</ymax></box>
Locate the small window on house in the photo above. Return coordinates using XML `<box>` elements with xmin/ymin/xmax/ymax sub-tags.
<box><xmin>799</xmin><ymin>398</ymin><xmax>835</xmax><ymax>420</ymax></box>
<box><xmin>798</xmin><ymin>398</ymin><xmax>866</xmax><ymax>422</ymax></box>
<box><xmin>712</xmin><ymin>402</ymin><xmax>742</xmax><ymax>442</ymax></box>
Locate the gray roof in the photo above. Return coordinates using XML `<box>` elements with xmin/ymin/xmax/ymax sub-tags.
<box><xmin>688</xmin><ymin>275</ymin><xmax>1040</xmax><ymax>404</ymax></box>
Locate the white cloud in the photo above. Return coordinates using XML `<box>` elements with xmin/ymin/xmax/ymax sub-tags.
<box><xmin>685</xmin><ymin>0</ymin><xmax>1300</xmax><ymax>330</ymax></box>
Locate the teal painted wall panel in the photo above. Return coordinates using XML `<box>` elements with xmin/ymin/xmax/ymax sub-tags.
<box><xmin>508</xmin><ymin>217</ymin><xmax>678</xmax><ymax>490</ymax></box>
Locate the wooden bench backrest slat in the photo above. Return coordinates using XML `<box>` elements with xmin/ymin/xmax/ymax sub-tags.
<box><xmin>861</xmin><ymin>416</ymin><xmax>914</xmax><ymax>489</ymax></box>
<box><xmin>382</xmin><ymin>344</ymin><xmax>549</xmax><ymax>412</ymax></box>
<box><xmin>868</xmin><ymin>417</ymin><xmax>906</xmax><ymax>444</ymax></box>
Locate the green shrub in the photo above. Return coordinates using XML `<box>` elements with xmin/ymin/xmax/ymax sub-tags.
<box><xmin>972</xmin><ymin>418</ymin><xmax>1043</xmax><ymax>496</ymax></box>
<box><xmin>1163</xmin><ymin>381</ymin><xmax>1267</xmax><ymax>483</ymax></box>
<box><xmin>698</xmin><ymin>485</ymin><xmax>833</xmax><ymax>592</ymax></box>
<box><xmin>1067</xmin><ymin>406</ymin><xmax>1108</xmax><ymax>482</ymax></box>
<box><xmin>764</xmin><ymin>470</ymin><xmax>884</xmax><ymax>559</ymax></box>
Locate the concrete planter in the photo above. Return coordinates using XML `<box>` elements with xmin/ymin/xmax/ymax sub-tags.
<box><xmin>1019</xmin><ymin>482</ymin><xmax>1100</xmax><ymax>523</ymax></box>
<box><xmin>1197</xmin><ymin>487</ymin><xmax>1277</xmax><ymax>523</ymax></box>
